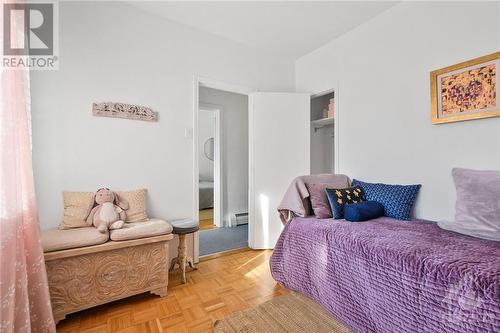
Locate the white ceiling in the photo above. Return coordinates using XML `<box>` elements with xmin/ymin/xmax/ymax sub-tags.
<box><xmin>129</xmin><ymin>1</ymin><xmax>398</xmax><ymax>58</ymax></box>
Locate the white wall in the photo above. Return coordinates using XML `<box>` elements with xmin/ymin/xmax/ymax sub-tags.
<box><xmin>31</xmin><ymin>1</ymin><xmax>294</xmax><ymax>231</ymax></box>
<box><xmin>296</xmin><ymin>1</ymin><xmax>500</xmax><ymax>221</ymax></box>
<box><xmin>198</xmin><ymin>110</ymin><xmax>215</xmax><ymax>182</ymax></box>
<box><xmin>199</xmin><ymin>87</ymin><xmax>249</xmax><ymax>223</ymax></box>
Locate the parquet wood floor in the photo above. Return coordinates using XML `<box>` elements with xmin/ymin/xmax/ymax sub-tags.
<box><xmin>199</xmin><ymin>209</ymin><xmax>215</xmax><ymax>230</ymax></box>
<box><xmin>56</xmin><ymin>249</ymin><xmax>288</xmax><ymax>333</ymax></box>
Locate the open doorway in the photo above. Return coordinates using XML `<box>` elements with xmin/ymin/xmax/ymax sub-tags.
<box><xmin>196</xmin><ymin>84</ymin><xmax>250</xmax><ymax>256</ymax></box>
<box><xmin>198</xmin><ymin>107</ymin><xmax>219</xmax><ymax>230</ymax></box>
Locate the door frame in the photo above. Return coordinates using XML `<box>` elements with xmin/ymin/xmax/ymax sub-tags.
<box><xmin>198</xmin><ymin>105</ymin><xmax>222</xmax><ymax>228</ymax></box>
<box><xmin>192</xmin><ymin>76</ymin><xmax>254</xmax><ymax>262</ymax></box>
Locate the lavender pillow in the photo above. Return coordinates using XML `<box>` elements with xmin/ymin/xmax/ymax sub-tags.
<box><xmin>439</xmin><ymin>168</ymin><xmax>500</xmax><ymax>241</ymax></box>
<box><xmin>453</xmin><ymin>168</ymin><xmax>500</xmax><ymax>227</ymax></box>
<box><xmin>306</xmin><ymin>183</ymin><xmax>345</xmax><ymax>219</ymax></box>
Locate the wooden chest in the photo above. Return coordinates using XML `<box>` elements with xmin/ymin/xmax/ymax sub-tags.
<box><xmin>44</xmin><ymin>234</ymin><xmax>173</xmax><ymax>323</ymax></box>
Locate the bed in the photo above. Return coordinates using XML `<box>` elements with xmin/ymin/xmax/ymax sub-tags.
<box><xmin>270</xmin><ymin>216</ymin><xmax>500</xmax><ymax>333</ymax></box>
<box><xmin>199</xmin><ymin>180</ymin><xmax>214</xmax><ymax>210</ymax></box>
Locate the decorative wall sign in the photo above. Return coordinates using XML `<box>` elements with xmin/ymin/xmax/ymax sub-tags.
<box><xmin>430</xmin><ymin>52</ymin><xmax>499</xmax><ymax>124</ymax></box>
<box><xmin>92</xmin><ymin>102</ymin><xmax>158</xmax><ymax>122</ymax></box>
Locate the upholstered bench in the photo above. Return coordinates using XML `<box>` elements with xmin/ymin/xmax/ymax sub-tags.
<box><xmin>42</xmin><ymin>219</ymin><xmax>173</xmax><ymax>323</ymax></box>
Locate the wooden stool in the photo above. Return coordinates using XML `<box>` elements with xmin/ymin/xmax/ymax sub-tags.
<box><xmin>169</xmin><ymin>219</ymin><xmax>199</xmax><ymax>283</ymax></box>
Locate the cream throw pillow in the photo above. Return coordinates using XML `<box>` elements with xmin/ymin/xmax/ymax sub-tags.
<box><xmin>117</xmin><ymin>189</ymin><xmax>148</xmax><ymax>222</ymax></box>
<box><xmin>60</xmin><ymin>191</ymin><xmax>94</xmax><ymax>229</ymax></box>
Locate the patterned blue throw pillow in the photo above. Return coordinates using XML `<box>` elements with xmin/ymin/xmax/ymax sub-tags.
<box><xmin>325</xmin><ymin>186</ymin><xmax>366</xmax><ymax>219</ymax></box>
<box><xmin>351</xmin><ymin>179</ymin><xmax>421</xmax><ymax>220</ymax></box>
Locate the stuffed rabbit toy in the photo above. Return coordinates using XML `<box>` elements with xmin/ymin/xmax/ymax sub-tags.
<box><xmin>85</xmin><ymin>188</ymin><xmax>129</xmax><ymax>233</ymax></box>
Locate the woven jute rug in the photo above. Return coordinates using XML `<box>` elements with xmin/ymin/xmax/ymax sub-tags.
<box><xmin>213</xmin><ymin>292</ymin><xmax>353</xmax><ymax>333</ymax></box>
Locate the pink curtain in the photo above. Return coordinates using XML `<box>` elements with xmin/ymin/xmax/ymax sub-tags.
<box><xmin>0</xmin><ymin>1</ymin><xmax>56</xmax><ymax>331</ymax></box>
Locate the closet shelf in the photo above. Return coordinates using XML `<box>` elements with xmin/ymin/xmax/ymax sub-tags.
<box><xmin>311</xmin><ymin>117</ymin><xmax>334</xmax><ymax>131</ymax></box>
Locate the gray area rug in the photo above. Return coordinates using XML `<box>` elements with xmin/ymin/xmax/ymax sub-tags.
<box><xmin>199</xmin><ymin>224</ymin><xmax>248</xmax><ymax>256</ymax></box>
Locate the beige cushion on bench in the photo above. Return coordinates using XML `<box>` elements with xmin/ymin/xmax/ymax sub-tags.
<box><xmin>42</xmin><ymin>227</ymin><xmax>109</xmax><ymax>252</ymax></box>
<box><xmin>110</xmin><ymin>218</ymin><xmax>173</xmax><ymax>241</ymax></box>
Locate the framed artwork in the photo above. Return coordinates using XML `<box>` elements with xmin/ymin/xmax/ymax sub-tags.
<box><xmin>430</xmin><ymin>52</ymin><xmax>499</xmax><ymax>124</ymax></box>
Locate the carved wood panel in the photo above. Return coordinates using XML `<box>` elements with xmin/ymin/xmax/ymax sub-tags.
<box><xmin>45</xmin><ymin>241</ymin><xmax>168</xmax><ymax>320</ymax></box>
<box><xmin>92</xmin><ymin>102</ymin><xmax>158</xmax><ymax>122</ymax></box>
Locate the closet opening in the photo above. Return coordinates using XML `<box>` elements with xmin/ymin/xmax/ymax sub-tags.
<box><xmin>310</xmin><ymin>89</ymin><xmax>336</xmax><ymax>174</ymax></box>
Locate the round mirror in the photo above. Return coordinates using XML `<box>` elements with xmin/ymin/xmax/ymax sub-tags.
<box><xmin>204</xmin><ymin>137</ymin><xmax>214</xmax><ymax>161</ymax></box>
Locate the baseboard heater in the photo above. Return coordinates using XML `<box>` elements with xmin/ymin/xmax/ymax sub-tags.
<box><xmin>230</xmin><ymin>212</ymin><xmax>248</xmax><ymax>227</ymax></box>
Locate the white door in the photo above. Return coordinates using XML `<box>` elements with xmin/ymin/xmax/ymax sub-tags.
<box><xmin>249</xmin><ymin>92</ymin><xmax>310</xmax><ymax>249</ymax></box>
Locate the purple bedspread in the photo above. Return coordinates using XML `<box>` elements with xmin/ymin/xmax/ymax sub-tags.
<box><xmin>270</xmin><ymin>217</ymin><xmax>500</xmax><ymax>333</ymax></box>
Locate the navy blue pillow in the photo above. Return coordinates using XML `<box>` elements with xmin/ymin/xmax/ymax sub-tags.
<box><xmin>351</xmin><ymin>179</ymin><xmax>421</xmax><ymax>220</ymax></box>
<box><xmin>325</xmin><ymin>186</ymin><xmax>366</xmax><ymax>219</ymax></box>
<box><xmin>344</xmin><ymin>201</ymin><xmax>384</xmax><ymax>222</ymax></box>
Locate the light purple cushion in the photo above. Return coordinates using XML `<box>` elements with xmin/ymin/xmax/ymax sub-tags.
<box><xmin>439</xmin><ymin>168</ymin><xmax>500</xmax><ymax>241</ymax></box>
<box><xmin>307</xmin><ymin>183</ymin><xmax>348</xmax><ymax>219</ymax></box>
<box><xmin>453</xmin><ymin>168</ymin><xmax>500</xmax><ymax>227</ymax></box>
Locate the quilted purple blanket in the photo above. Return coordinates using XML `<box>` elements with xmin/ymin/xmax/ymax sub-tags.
<box><xmin>270</xmin><ymin>217</ymin><xmax>500</xmax><ymax>333</ymax></box>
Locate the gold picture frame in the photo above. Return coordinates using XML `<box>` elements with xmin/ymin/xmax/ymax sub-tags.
<box><xmin>430</xmin><ymin>52</ymin><xmax>499</xmax><ymax>124</ymax></box>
